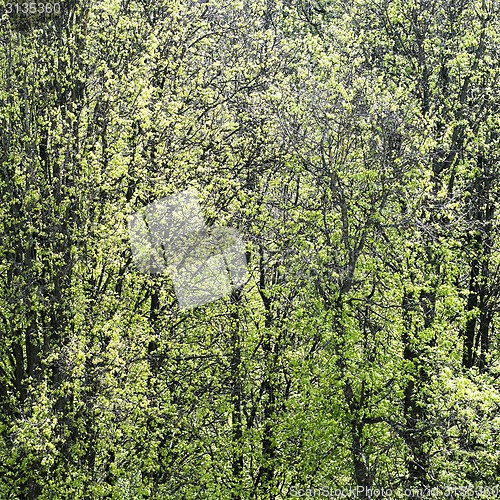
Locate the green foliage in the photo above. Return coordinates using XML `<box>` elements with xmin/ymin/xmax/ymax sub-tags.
<box><xmin>1</xmin><ymin>0</ymin><xmax>500</xmax><ymax>498</ymax></box>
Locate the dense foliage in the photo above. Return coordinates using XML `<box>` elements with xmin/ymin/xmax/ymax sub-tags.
<box><xmin>1</xmin><ymin>0</ymin><xmax>500</xmax><ymax>498</ymax></box>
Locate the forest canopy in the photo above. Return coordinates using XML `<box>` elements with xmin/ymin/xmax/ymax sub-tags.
<box><xmin>1</xmin><ymin>0</ymin><xmax>500</xmax><ymax>498</ymax></box>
